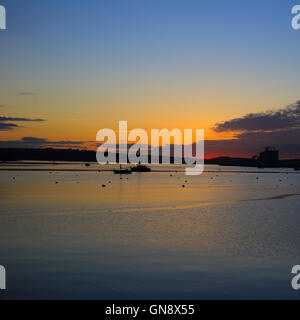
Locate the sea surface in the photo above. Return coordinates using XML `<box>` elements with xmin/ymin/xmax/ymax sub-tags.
<box><xmin>0</xmin><ymin>162</ymin><xmax>300</xmax><ymax>299</ymax></box>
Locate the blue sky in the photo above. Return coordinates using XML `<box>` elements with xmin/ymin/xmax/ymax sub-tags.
<box><xmin>1</xmin><ymin>1</ymin><xmax>300</xmax><ymax>157</ymax></box>
<box><xmin>1</xmin><ymin>0</ymin><xmax>299</xmax><ymax>102</ymax></box>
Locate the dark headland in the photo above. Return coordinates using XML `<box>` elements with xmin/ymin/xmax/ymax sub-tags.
<box><xmin>1</xmin><ymin>147</ymin><xmax>300</xmax><ymax>169</ymax></box>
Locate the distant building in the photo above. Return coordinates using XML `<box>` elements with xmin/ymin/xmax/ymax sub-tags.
<box><xmin>258</xmin><ymin>147</ymin><xmax>279</xmax><ymax>167</ymax></box>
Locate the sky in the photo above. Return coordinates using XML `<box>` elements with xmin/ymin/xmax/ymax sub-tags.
<box><xmin>1</xmin><ymin>0</ymin><xmax>300</xmax><ymax>158</ymax></box>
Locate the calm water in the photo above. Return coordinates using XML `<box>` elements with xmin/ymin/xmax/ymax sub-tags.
<box><xmin>0</xmin><ymin>163</ymin><xmax>300</xmax><ymax>299</ymax></box>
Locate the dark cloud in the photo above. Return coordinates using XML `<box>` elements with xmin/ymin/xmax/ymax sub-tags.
<box><xmin>213</xmin><ymin>100</ymin><xmax>300</xmax><ymax>133</ymax></box>
<box><xmin>236</xmin><ymin>127</ymin><xmax>300</xmax><ymax>144</ymax></box>
<box><xmin>0</xmin><ymin>116</ymin><xmax>45</xmax><ymax>122</ymax></box>
<box><xmin>209</xmin><ymin>101</ymin><xmax>300</xmax><ymax>158</ymax></box>
<box><xmin>0</xmin><ymin>122</ymin><xmax>19</xmax><ymax>131</ymax></box>
<box><xmin>0</xmin><ymin>137</ymin><xmax>85</xmax><ymax>149</ymax></box>
<box><xmin>21</xmin><ymin>137</ymin><xmax>47</xmax><ymax>144</ymax></box>
<box><xmin>0</xmin><ymin>116</ymin><xmax>46</xmax><ymax>131</ymax></box>
<box><xmin>21</xmin><ymin>137</ymin><xmax>84</xmax><ymax>146</ymax></box>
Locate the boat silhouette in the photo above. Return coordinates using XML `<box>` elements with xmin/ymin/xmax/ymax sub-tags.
<box><xmin>130</xmin><ymin>163</ymin><xmax>151</xmax><ymax>172</ymax></box>
<box><xmin>113</xmin><ymin>165</ymin><xmax>132</xmax><ymax>174</ymax></box>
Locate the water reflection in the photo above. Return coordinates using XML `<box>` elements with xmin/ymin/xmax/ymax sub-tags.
<box><xmin>0</xmin><ymin>165</ymin><xmax>300</xmax><ymax>299</ymax></box>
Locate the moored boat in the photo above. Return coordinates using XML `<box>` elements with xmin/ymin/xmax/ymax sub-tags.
<box><xmin>130</xmin><ymin>164</ymin><xmax>151</xmax><ymax>172</ymax></box>
<box><xmin>113</xmin><ymin>165</ymin><xmax>132</xmax><ymax>174</ymax></box>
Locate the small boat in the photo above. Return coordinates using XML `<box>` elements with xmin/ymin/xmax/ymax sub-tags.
<box><xmin>114</xmin><ymin>165</ymin><xmax>132</xmax><ymax>174</ymax></box>
<box><xmin>130</xmin><ymin>163</ymin><xmax>151</xmax><ymax>172</ymax></box>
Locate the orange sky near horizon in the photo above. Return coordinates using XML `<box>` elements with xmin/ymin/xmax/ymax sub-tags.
<box><xmin>0</xmin><ymin>87</ymin><xmax>293</xmax><ymax>147</ymax></box>
<box><xmin>1</xmin><ymin>1</ymin><xmax>300</xmax><ymax>158</ymax></box>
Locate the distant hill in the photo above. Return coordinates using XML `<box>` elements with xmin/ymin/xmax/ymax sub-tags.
<box><xmin>0</xmin><ymin>148</ymin><xmax>300</xmax><ymax>168</ymax></box>
<box><xmin>205</xmin><ymin>156</ymin><xmax>300</xmax><ymax>168</ymax></box>
<box><xmin>0</xmin><ymin>148</ymin><xmax>96</xmax><ymax>162</ymax></box>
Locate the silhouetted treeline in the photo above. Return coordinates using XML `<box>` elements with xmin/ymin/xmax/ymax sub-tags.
<box><xmin>0</xmin><ymin>148</ymin><xmax>96</xmax><ymax>162</ymax></box>
<box><xmin>0</xmin><ymin>148</ymin><xmax>180</xmax><ymax>164</ymax></box>
<box><xmin>206</xmin><ymin>156</ymin><xmax>300</xmax><ymax>168</ymax></box>
<box><xmin>205</xmin><ymin>157</ymin><xmax>257</xmax><ymax>167</ymax></box>
<box><xmin>1</xmin><ymin>148</ymin><xmax>300</xmax><ymax>168</ymax></box>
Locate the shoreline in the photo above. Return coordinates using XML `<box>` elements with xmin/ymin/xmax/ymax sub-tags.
<box><xmin>0</xmin><ymin>167</ymin><xmax>299</xmax><ymax>174</ymax></box>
